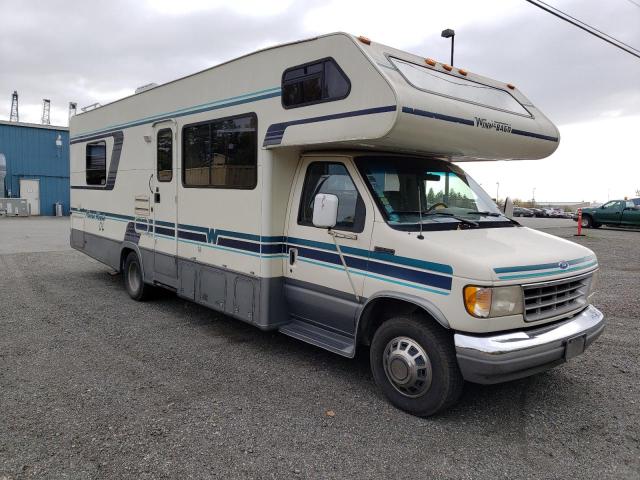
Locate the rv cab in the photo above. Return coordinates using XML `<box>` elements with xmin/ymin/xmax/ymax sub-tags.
<box><xmin>70</xmin><ymin>32</ymin><xmax>604</xmax><ymax>416</ymax></box>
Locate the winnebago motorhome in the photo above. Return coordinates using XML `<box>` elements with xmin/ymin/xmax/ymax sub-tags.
<box><xmin>70</xmin><ymin>33</ymin><xmax>604</xmax><ymax>416</ymax></box>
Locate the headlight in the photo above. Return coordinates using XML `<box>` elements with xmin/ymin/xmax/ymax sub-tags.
<box><xmin>464</xmin><ymin>285</ymin><xmax>524</xmax><ymax>318</ymax></box>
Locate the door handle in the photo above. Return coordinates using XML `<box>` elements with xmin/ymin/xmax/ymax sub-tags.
<box><xmin>289</xmin><ymin>248</ymin><xmax>297</xmax><ymax>266</ymax></box>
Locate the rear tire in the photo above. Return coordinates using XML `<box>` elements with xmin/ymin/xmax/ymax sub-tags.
<box><xmin>370</xmin><ymin>315</ymin><xmax>463</xmax><ymax>417</ymax></box>
<box><xmin>123</xmin><ymin>251</ymin><xmax>151</xmax><ymax>301</ymax></box>
<box><xmin>581</xmin><ymin>215</ymin><xmax>593</xmax><ymax>228</ymax></box>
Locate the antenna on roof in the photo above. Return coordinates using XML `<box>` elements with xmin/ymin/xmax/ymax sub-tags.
<box><xmin>41</xmin><ymin>99</ymin><xmax>51</xmax><ymax>125</ymax></box>
<box><xmin>135</xmin><ymin>82</ymin><xmax>158</xmax><ymax>94</ymax></box>
<box><xmin>10</xmin><ymin>91</ymin><xmax>19</xmax><ymax>122</ymax></box>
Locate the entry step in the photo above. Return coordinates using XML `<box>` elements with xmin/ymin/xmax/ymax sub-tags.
<box><xmin>279</xmin><ymin>319</ymin><xmax>355</xmax><ymax>358</ymax></box>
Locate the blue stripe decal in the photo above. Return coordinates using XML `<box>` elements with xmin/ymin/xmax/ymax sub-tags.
<box><xmin>494</xmin><ymin>255</ymin><xmax>596</xmax><ymax>274</ymax></box>
<box><xmin>71</xmin><ymin>207</ymin><xmax>453</xmax><ymax>292</ymax></box>
<box><xmin>497</xmin><ymin>261</ymin><xmax>598</xmax><ymax>280</ymax></box>
<box><xmin>401</xmin><ymin>106</ymin><xmax>558</xmax><ymax>143</ymax></box>
<box><xmin>263</xmin><ymin>105</ymin><xmax>397</xmax><ymax>146</ymax></box>
<box><xmin>401</xmin><ymin>106</ymin><xmax>474</xmax><ymax>126</ymax></box>
<box><xmin>70</xmin><ymin>87</ymin><xmax>282</xmax><ymax>142</ymax></box>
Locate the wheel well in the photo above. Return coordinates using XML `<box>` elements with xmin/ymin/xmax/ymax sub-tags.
<box><xmin>120</xmin><ymin>247</ymin><xmax>135</xmax><ymax>272</ymax></box>
<box><xmin>357</xmin><ymin>297</ymin><xmax>443</xmax><ymax>346</ymax></box>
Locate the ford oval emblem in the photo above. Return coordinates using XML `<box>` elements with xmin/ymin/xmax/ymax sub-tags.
<box><xmin>558</xmin><ymin>261</ymin><xmax>569</xmax><ymax>270</ymax></box>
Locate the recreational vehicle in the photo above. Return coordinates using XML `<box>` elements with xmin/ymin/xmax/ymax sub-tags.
<box><xmin>70</xmin><ymin>33</ymin><xmax>604</xmax><ymax>416</ymax></box>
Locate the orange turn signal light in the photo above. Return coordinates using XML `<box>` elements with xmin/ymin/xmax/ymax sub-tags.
<box><xmin>358</xmin><ymin>35</ymin><xmax>371</xmax><ymax>45</ymax></box>
<box><xmin>425</xmin><ymin>58</ymin><xmax>437</xmax><ymax>66</ymax></box>
<box><xmin>442</xmin><ymin>64</ymin><xmax>453</xmax><ymax>71</ymax></box>
<box><xmin>507</xmin><ymin>83</ymin><xmax>516</xmax><ymax>90</ymax></box>
<box><xmin>458</xmin><ymin>68</ymin><xmax>468</xmax><ymax>76</ymax></box>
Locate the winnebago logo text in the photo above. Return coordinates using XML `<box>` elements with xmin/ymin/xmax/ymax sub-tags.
<box><xmin>474</xmin><ymin>117</ymin><xmax>512</xmax><ymax>133</ymax></box>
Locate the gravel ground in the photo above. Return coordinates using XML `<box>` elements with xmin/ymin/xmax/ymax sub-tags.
<box><xmin>1</xmin><ymin>217</ymin><xmax>638</xmax><ymax>479</ymax></box>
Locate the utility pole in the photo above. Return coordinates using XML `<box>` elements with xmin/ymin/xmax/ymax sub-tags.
<box><xmin>496</xmin><ymin>182</ymin><xmax>500</xmax><ymax>202</ymax></box>
<box><xmin>10</xmin><ymin>91</ymin><xmax>19</xmax><ymax>122</ymax></box>
<box><xmin>41</xmin><ymin>99</ymin><xmax>51</xmax><ymax>125</ymax></box>
<box><xmin>532</xmin><ymin>187</ymin><xmax>536</xmax><ymax>206</ymax></box>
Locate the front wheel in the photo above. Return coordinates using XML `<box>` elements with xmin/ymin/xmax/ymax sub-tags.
<box><xmin>370</xmin><ymin>316</ymin><xmax>463</xmax><ymax>417</ymax></box>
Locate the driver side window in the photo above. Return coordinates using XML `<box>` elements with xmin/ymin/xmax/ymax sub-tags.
<box><xmin>298</xmin><ymin>162</ymin><xmax>365</xmax><ymax>232</ymax></box>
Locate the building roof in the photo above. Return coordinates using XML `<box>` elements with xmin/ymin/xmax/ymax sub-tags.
<box><xmin>0</xmin><ymin>119</ymin><xmax>68</xmax><ymax>131</ymax></box>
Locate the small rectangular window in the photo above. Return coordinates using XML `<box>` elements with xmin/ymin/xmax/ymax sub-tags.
<box><xmin>86</xmin><ymin>141</ymin><xmax>106</xmax><ymax>185</ymax></box>
<box><xmin>182</xmin><ymin>114</ymin><xmax>257</xmax><ymax>189</ymax></box>
<box><xmin>157</xmin><ymin>128</ymin><xmax>173</xmax><ymax>182</ymax></box>
<box><xmin>282</xmin><ymin>58</ymin><xmax>350</xmax><ymax>109</ymax></box>
<box><xmin>298</xmin><ymin>162</ymin><xmax>365</xmax><ymax>232</ymax></box>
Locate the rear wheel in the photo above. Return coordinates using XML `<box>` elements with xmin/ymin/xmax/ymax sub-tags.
<box><xmin>370</xmin><ymin>315</ymin><xmax>463</xmax><ymax>417</ymax></box>
<box><xmin>123</xmin><ymin>251</ymin><xmax>151</xmax><ymax>301</ymax></box>
<box><xmin>581</xmin><ymin>215</ymin><xmax>593</xmax><ymax>228</ymax></box>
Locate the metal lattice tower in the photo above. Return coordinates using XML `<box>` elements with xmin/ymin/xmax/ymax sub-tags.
<box><xmin>10</xmin><ymin>91</ymin><xmax>19</xmax><ymax>122</ymax></box>
<box><xmin>41</xmin><ymin>99</ymin><xmax>51</xmax><ymax>125</ymax></box>
<box><xmin>68</xmin><ymin>102</ymin><xmax>77</xmax><ymax>119</ymax></box>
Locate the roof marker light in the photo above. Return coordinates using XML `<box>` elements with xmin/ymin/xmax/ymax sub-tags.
<box><xmin>442</xmin><ymin>64</ymin><xmax>453</xmax><ymax>71</ymax></box>
<box><xmin>507</xmin><ymin>83</ymin><xmax>516</xmax><ymax>90</ymax></box>
<box><xmin>358</xmin><ymin>36</ymin><xmax>371</xmax><ymax>45</ymax></box>
<box><xmin>458</xmin><ymin>68</ymin><xmax>468</xmax><ymax>76</ymax></box>
<box><xmin>425</xmin><ymin>58</ymin><xmax>437</xmax><ymax>66</ymax></box>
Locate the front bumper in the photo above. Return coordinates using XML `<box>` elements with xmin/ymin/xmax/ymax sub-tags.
<box><xmin>454</xmin><ymin>305</ymin><xmax>605</xmax><ymax>384</ymax></box>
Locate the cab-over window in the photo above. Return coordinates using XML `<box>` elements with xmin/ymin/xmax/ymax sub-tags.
<box><xmin>282</xmin><ymin>58</ymin><xmax>350</xmax><ymax>109</ymax></box>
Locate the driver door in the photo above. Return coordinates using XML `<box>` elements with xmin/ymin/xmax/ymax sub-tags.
<box><xmin>598</xmin><ymin>200</ymin><xmax>624</xmax><ymax>225</ymax></box>
<box><xmin>284</xmin><ymin>156</ymin><xmax>373</xmax><ymax>337</ymax></box>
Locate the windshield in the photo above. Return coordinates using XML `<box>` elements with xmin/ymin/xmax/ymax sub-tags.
<box><xmin>356</xmin><ymin>156</ymin><xmax>512</xmax><ymax>230</ymax></box>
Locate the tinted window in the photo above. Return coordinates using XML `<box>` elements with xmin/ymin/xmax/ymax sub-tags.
<box><xmin>157</xmin><ymin>129</ymin><xmax>173</xmax><ymax>182</ymax></box>
<box><xmin>183</xmin><ymin>114</ymin><xmax>257</xmax><ymax>189</ymax></box>
<box><xmin>390</xmin><ymin>57</ymin><xmax>531</xmax><ymax>117</ymax></box>
<box><xmin>282</xmin><ymin>58</ymin><xmax>350</xmax><ymax>108</ymax></box>
<box><xmin>298</xmin><ymin>162</ymin><xmax>364</xmax><ymax>232</ymax></box>
<box><xmin>86</xmin><ymin>141</ymin><xmax>106</xmax><ymax>185</ymax></box>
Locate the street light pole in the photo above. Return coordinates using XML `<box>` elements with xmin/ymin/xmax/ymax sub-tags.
<box><xmin>441</xmin><ymin>28</ymin><xmax>455</xmax><ymax>66</ymax></box>
<box><xmin>532</xmin><ymin>187</ymin><xmax>536</xmax><ymax>206</ymax></box>
<box><xmin>496</xmin><ymin>182</ymin><xmax>500</xmax><ymax>202</ymax></box>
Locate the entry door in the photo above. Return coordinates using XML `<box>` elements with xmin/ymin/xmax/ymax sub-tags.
<box><xmin>19</xmin><ymin>179</ymin><xmax>40</xmax><ymax>215</ymax></box>
<box><xmin>152</xmin><ymin>122</ymin><xmax>178</xmax><ymax>286</ymax></box>
<box><xmin>284</xmin><ymin>157</ymin><xmax>374</xmax><ymax>337</ymax></box>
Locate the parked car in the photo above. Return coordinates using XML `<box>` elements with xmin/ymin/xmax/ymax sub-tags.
<box><xmin>512</xmin><ymin>206</ymin><xmax>534</xmax><ymax>217</ymax></box>
<box><xmin>529</xmin><ymin>208</ymin><xmax>547</xmax><ymax>217</ymax></box>
<box><xmin>575</xmin><ymin>200</ymin><xmax>640</xmax><ymax>228</ymax></box>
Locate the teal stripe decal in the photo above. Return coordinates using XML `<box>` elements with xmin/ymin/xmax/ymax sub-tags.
<box><xmin>494</xmin><ymin>255</ymin><xmax>595</xmax><ymax>274</ymax></box>
<box><xmin>298</xmin><ymin>258</ymin><xmax>449</xmax><ymax>296</ymax></box>
<box><xmin>71</xmin><ymin>87</ymin><xmax>281</xmax><ymax>141</ymax></box>
<box><xmin>497</xmin><ymin>261</ymin><xmax>598</xmax><ymax>280</ymax></box>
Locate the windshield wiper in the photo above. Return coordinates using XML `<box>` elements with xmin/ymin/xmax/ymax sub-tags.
<box><xmin>425</xmin><ymin>211</ymin><xmax>479</xmax><ymax>227</ymax></box>
<box><xmin>465</xmin><ymin>210</ymin><xmax>502</xmax><ymax>217</ymax></box>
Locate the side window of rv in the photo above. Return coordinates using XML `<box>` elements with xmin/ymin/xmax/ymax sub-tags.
<box><xmin>86</xmin><ymin>141</ymin><xmax>106</xmax><ymax>185</ymax></box>
<box><xmin>282</xmin><ymin>58</ymin><xmax>350</xmax><ymax>108</ymax></box>
<box><xmin>157</xmin><ymin>129</ymin><xmax>173</xmax><ymax>182</ymax></box>
<box><xmin>182</xmin><ymin>114</ymin><xmax>257</xmax><ymax>189</ymax></box>
<box><xmin>298</xmin><ymin>162</ymin><xmax>365</xmax><ymax>232</ymax></box>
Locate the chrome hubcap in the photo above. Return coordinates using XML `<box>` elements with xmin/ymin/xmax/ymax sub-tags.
<box><xmin>128</xmin><ymin>261</ymin><xmax>140</xmax><ymax>293</ymax></box>
<box><xmin>383</xmin><ymin>336</ymin><xmax>432</xmax><ymax>398</ymax></box>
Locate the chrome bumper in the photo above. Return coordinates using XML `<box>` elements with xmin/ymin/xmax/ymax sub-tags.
<box><xmin>454</xmin><ymin>305</ymin><xmax>605</xmax><ymax>384</ymax></box>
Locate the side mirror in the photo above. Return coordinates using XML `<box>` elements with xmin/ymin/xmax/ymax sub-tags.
<box><xmin>503</xmin><ymin>197</ymin><xmax>514</xmax><ymax>218</ymax></box>
<box><xmin>312</xmin><ymin>193</ymin><xmax>339</xmax><ymax>228</ymax></box>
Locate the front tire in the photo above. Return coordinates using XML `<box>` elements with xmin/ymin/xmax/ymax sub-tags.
<box><xmin>370</xmin><ymin>315</ymin><xmax>463</xmax><ymax>417</ymax></box>
<box><xmin>123</xmin><ymin>251</ymin><xmax>151</xmax><ymax>301</ymax></box>
<box><xmin>581</xmin><ymin>215</ymin><xmax>593</xmax><ymax>228</ymax></box>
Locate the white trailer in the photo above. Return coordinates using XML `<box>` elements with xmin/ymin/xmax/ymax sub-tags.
<box><xmin>70</xmin><ymin>33</ymin><xmax>604</xmax><ymax>416</ymax></box>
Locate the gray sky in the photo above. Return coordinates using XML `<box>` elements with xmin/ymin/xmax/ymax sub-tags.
<box><xmin>1</xmin><ymin>0</ymin><xmax>639</xmax><ymax>202</ymax></box>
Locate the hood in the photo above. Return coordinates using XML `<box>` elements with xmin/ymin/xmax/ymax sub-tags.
<box><xmin>415</xmin><ymin>226</ymin><xmax>597</xmax><ymax>283</ymax></box>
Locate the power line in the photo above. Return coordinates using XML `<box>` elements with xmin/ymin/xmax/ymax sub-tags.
<box><xmin>524</xmin><ymin>0</ymin><xmax>640</xmax><ymax>59</ymax></box>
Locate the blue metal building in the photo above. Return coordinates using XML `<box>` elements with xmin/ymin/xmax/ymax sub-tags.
<box><xmin>0</xmin><ymin>120</ymin><xmax>70</xmax><ymax>215</ymax></box>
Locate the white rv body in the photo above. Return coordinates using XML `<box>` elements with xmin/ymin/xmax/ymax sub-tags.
<box><xmin>70</xmin><ymin>33</ymin><xmax>603</xmax><ymax>414</ymax></box>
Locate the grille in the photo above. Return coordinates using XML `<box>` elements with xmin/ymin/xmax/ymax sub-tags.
<box><xmin>523</xmin><ymin>273</ymin><xmax>592</xmax><ymax>322</ymax></box>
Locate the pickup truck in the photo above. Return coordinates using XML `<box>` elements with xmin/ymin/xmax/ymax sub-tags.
<box><xmin>577</xmin><ymin>200</ymin><xmax>640</xmax><ymax>228</ymax></box>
